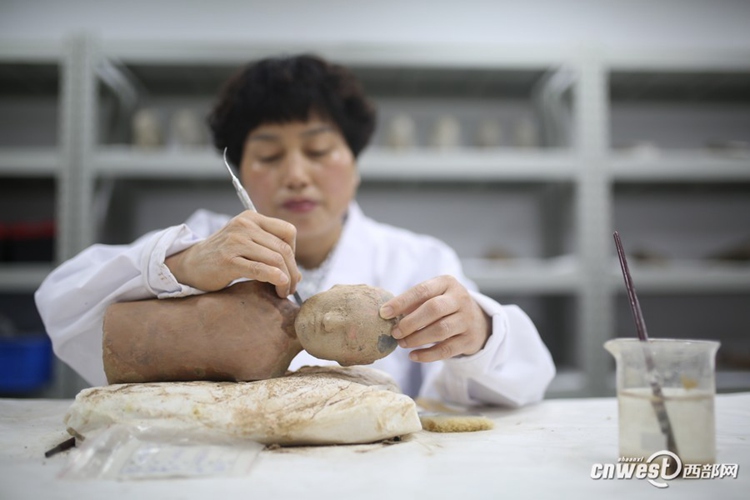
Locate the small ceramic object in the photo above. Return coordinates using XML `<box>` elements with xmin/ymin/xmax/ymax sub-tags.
<box><xmin>132</xmin><ymin>108</ymin><xmax>163</xmax><ymax>148</ymax></box>
<box><xmin>430</xmin><ymin>115</ymin><xmax>461</xmax><ymax>149</ymax></box>
<box><xmin>171</xmin><ymin>108</ymin><xmax>205</xmax><ymax>148</ymax></box>
<box><xmin>705</xmin><ymin>140</ymin><xmax>749</xmax><ymax>158</ymax></box>
<box><xmin>385</xmin><ymin>114</ymin><xmax>417</xmax><ymax>150</ymax></box>
<box><xmin>512</xmin><ymin>116</ymin><xmax>539</xmax><ymax>149</ymax></box>
<box><xmin>475</xmin><ymin>118</ymin><xmax>504</xmax><ymax>148</ymax></box>
<box><xmin>616</xmin><ymin>141</ymin><xmax>660</xmax><ymax>160</ymax></box>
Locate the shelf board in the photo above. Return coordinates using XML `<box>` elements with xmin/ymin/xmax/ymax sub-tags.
<box><xmin>360</xmin><ymin>149</ymin><xmax>577</xmax><ymax>181</ymax></box>
<box><xmin>113</xmin><ymin>63</ymin><xmax>558</xmax><ymax>98</ymax></box>
<box><xmin>463</xmin><ymin>257</ymin><xmax>581</xmax><ymax>294</ymax></box>
<box><xmin>0</xmin><ymin>148</ymin><xmax>59</xmax><ymax>176</ymax></box>
<box><xmin>605</xmin><ymin>48</ymin><xmax>750</xmax><ymax>72</ymax></box>
<box><xmin>95</xmin><ymin>146</ymin><xmax>578</xmax><ymax>182</ymax></box>
<box><xmin>609</xmin><ymin>261</ymin><xmax>750</xmax><ymax>293</ymax></box>
<box><xmin>0</xmin><ymin>264</ymin><xmax>53</xmax><ymax>292</ymax></box>
<box><xmin>96</xmin><ymin>147</ymin><xmax>224</xmax><ymax>179</ymax></box>
<box><xmin>101</xmin><ymin>40</ymin><xmax>573</xmax><ymax>68</ymax></box>
<box><xmin>98</xmin><ymin>41</ymin><xmax>576</xmax><ymax>98</ymax></box>
<box><xmin>610</xmin><ymin>151</ymin><xmax>750</xmax><ymax>182</ymax></box>
<box><xmin>0</xmin><ymin>40</ymin><xmax>61</xmax><ymax>62</ymax></box>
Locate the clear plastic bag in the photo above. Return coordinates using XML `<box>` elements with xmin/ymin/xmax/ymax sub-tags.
<box><xmin>58</xmin><ymin>424</ymin><xmax>264</xmax><ymax>480</ymax></box>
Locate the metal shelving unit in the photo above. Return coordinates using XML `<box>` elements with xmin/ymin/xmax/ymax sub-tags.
<box><xmin>0</xmin><ymin>41</ymin><xmax>62</xmax><ymax>291</ymax></box>
<box><xmin>0</xmin><ymin>40</ymin><xmax>72</xmax><ymax>398</ymax></box>
<box><xmin>4</xmin><ymin>35</ymin><xmax>749</xmax><ymax>397</ymax></box>
<box><xmin>605</xmin><ymin>50</ymin><xmax>750</xmax><ymax>394</ymax></box>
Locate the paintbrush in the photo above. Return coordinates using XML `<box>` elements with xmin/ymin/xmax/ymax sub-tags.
<box><xmin>613</xmin><ymin>231</ymin><xmax>679</xmax><ymax>462</ymax></box>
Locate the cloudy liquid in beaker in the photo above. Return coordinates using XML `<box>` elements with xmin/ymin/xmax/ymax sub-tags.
<box><xmin>618</xmin><ymin>387</ymin><xmax>716</xmax><ymax>464</ymax></box>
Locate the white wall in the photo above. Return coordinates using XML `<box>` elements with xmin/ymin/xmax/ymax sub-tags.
<box><xmin>2</xmin><ymin>0</ymin><xmax>750</xmax><ymax>49</ymax></box>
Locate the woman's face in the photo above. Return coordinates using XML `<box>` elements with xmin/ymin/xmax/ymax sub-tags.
<box><xmin>239</xmin><ymin>117</ymin><xmax>360</xmax><ymax>244</ymax></box>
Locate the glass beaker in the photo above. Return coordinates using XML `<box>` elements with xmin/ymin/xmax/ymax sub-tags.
<box><xmin>604</xmin><ymin>338</ymin><xmax>720</xmax><ymax>464</ymax></box>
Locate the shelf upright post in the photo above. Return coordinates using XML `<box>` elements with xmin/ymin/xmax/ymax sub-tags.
<box><xmin>574</xmin><ymin>50</ymin><xmax>614</xmax><ymax>396</ymax></box>
<box><xmin>54</xmin><ymin>33</ymin><xmax>99</xmax><ymax>397</ymax></box>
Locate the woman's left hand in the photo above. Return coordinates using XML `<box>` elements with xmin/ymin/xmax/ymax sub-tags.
<box><xmin>379</xmin><ymin>275</ymin><xmax>491</xmax><ymax>362</ymax></box>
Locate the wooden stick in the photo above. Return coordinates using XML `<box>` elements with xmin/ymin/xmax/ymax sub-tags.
<box><xmin>44</xmin><ymin>437</ymin><xmax>75</xmax><ymax>458</ymax></box>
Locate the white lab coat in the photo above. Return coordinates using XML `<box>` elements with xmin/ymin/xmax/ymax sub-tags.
<box><xmin>35</xmin><ymin>202</ymin><xmax>555</xmax><ymax>406</ymax></box>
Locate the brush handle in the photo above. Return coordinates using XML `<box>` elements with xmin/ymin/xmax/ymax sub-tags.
<box><xmin>613</xmin><ymin>231</ymin><xmax>649</xmax><ymax>341</ymax></box>
<box><xmin>613</xmin><ymin>231</ymin><xmax>679</xmax><ymax>457</ymax></box>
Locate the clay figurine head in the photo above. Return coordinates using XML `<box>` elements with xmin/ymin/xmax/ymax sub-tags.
<box><xmin>295</xmin><ymin>284</ymin><xmax>398</xmax><ymax>366</ymax></box>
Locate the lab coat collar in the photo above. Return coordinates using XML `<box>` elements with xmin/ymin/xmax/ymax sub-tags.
<box><xmin>319</xmin><ymin>201</ymin><xmax>377</xmax><ymax>292</ymax></box>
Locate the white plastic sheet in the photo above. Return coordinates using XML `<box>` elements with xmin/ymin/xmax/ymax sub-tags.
<box><xmin>59</xmin><ymin>425</ymin><xmax>263</xmax><ymax>480</ymax></box>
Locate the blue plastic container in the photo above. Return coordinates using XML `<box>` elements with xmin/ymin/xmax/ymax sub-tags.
<box><xmin>0</xmin><ymin>334</ymin><xmax>53</xmax><ymax>393</ymax></box>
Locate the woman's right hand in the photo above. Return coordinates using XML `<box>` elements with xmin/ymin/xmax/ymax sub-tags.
<box><xmin>165</xmin><ymin>210</ymin><xmax>302</xmax><ymax>298</ymax></box>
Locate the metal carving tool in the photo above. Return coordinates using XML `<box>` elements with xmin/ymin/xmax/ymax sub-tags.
<box><xmin>222</xmin><ymin>147</ymin><xmax>303</xmax><ymax>306</ymax></box>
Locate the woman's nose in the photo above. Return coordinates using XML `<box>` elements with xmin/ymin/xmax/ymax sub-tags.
<box><xmin>283</xmin><ymin>151</ymin><xmax>311</xmax><ymax>189</ymax></box>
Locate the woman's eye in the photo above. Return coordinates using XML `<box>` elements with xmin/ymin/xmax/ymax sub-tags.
<box><xmin>259</xmin><ymin>153</ymin><xmax>282</xmax><ymax>163</ymax></box>
<box><xmin>307</xmin><ymin>148</ymin><xmax>331</xmax><ymax>158</ymax></box>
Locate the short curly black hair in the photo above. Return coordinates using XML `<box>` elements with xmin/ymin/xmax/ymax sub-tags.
<box><xmin>208</xmin><ymin>54</ymin><xmax>377</xmax><ymax>167</ymax></box>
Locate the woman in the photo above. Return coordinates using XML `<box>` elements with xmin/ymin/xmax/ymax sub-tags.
<box><xmin>35</xmin><ymin>54</ymin><xmax>554</xmax><ymax>406</ymax></box>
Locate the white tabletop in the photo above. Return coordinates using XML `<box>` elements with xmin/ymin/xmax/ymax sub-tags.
<box><xmin>1</xmin><ymin>393</ymin><xmax>747</xmax><ymax>500</ymax></box>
